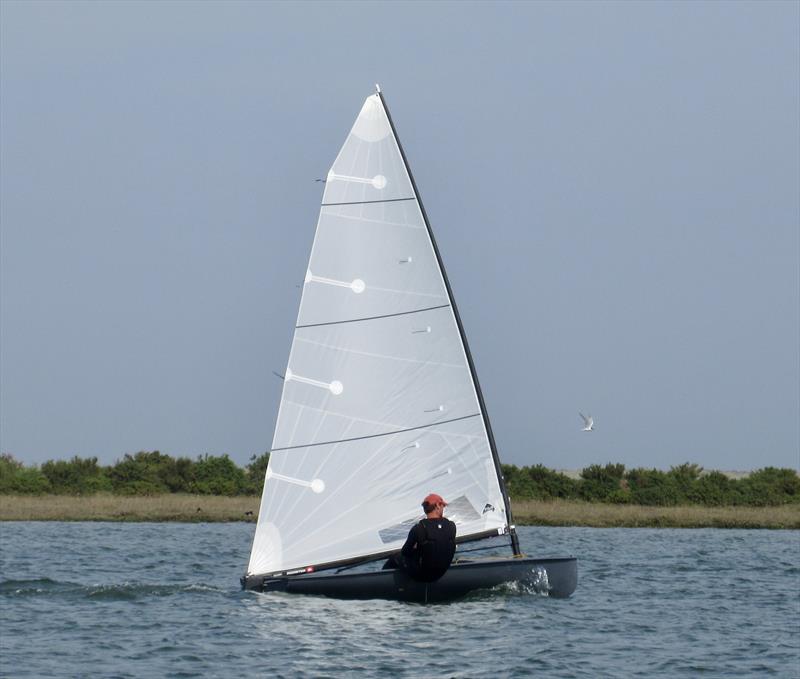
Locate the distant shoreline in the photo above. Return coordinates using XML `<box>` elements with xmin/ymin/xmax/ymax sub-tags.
<box><xmin>1</xmin><ymin>494</ymin><xmax>797</xmax><ymax>529</ymax></box>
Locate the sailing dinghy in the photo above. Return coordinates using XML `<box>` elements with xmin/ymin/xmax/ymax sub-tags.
<box><xmin>242</xmin><ymin>87</ymin><xmax>577</xmax><ymax>602</ymax></box>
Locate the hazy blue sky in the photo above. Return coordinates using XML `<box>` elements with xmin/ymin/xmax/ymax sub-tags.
<box><xmin>1</xmin><ymin>1</ymin><xmax>798</xmax><ymax>471</ymax></box>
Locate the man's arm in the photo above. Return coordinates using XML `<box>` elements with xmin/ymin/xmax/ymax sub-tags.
<box><xmin>400</xmin><ymin>523</ymin><xmax>421</xmax><ymax>558</ymax></box>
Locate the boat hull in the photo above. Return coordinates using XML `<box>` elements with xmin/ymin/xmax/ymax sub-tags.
<box><xmin>242</xmin><ymin>556</ymin><xmax>577</xmax><ymax>603</ymax></box>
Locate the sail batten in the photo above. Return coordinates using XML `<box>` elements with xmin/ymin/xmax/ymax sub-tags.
<box><xmin>247</xmin><ymin>91</ymin><xmax>512</xmax><ymax>577</ymax></box>
<box><xmin>270</xmin><ymin>413</ymin><xmax>482</xmax><ymax>452</ymax></box>
<box><xmin>295</xmin><ymin>303</ymin><xmax>451</xmax><ymax>329</ymax></box>
<box><xmin>321</xmin><ymin>197</ymin><xmax>416</xmax><ymax>207</ymax></box>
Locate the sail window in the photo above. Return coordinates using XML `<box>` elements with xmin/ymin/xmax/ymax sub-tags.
<box><xmin>377</xmin><ymin>495</ymin><xmax>481</xmax><ymax>544</ymax></box>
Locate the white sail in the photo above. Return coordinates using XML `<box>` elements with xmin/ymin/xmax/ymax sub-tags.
<box><xmin>247</xmin><ymin>93</ymin><xmax>508</xmax><ymax>577</ymax></box>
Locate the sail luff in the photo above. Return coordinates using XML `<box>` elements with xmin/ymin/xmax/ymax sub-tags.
<box><xmin>243</xmin><ymin>195</ymin><xmax>328</xmax><ymax>564</ymax></box>
<box><xmin>376</xmin><ymin>91</ymin><xmax>520</xmax><ymax>555</ymax></box>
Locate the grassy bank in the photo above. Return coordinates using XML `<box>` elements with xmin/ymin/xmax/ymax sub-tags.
<box><xmin>1</xmin><ymin>494</ymin><xmax>798</xmax><ymax>528</ymax></box>
<box><xmin>512</xmin><ymin>499</ymin><xmax>800</xmax><ymax>529</ymax></box>
<box><xmin>0</xmin><ymin>493</ymin><xmax>259</xmax><ymax>522</ymax></box>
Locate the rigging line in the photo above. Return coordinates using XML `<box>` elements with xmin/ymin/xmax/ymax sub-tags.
<box><xmin>321</xmin><ymin>197</ymin><xmax>416</xmax><ymax>207</ymax></box>
<box><xmin>296</xmin><ymin>304</ymin><xmax>451</xmax><ymax>329</ymax></box>
<box><xmin>270</xmin><ymin>413</ymin><xmax>481</xmax><ymax>453</ymax></box>
<box><xmin>455</xmin><ymin>543</ymin><xmax>509</xmax><ymax>556</ymax></box>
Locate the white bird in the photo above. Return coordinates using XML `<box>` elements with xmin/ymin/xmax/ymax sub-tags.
<box><xmin>579</xmin><ymin>413</ymin><xmax>594</xmax><ymax>431</ymax></box>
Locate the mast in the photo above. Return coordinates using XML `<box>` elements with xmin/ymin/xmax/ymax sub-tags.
<box><xmin>377</xmin><ymin>89</ymin><xmax>521</xmax><ymax>556</ymax></box>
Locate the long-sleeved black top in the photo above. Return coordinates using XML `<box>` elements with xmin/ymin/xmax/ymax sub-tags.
<box><xmin>400</xmin><ymin>517</ymin><xmax>457</xmax><ymax>582</ymax></box>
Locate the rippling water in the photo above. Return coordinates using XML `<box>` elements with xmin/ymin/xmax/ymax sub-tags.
<box><xmin>1</xmin><ymin>523</ymin><xmax>797</xmax><ymax>677</ymax></box>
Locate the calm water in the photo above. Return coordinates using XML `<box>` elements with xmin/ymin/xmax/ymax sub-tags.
<box><xmin>1</xmin><ymin>523</ymin><xmax>798</xmax><ymax>677</ymax></box>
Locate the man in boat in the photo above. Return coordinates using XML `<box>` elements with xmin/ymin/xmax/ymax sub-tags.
<box><xmin>383</xmin><ymin>493</ymin><xmax>457</xmax><ymax>582</ymax></box>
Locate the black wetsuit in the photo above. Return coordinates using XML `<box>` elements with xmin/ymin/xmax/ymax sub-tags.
<box><xmin>385</xmin><ymin>517</ymin><xmax>457</xmax><ymax>582</ymax></box>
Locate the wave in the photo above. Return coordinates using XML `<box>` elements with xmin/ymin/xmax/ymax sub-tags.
<box><xmin>459</xmin><ymin>570</ymin><xmax>552</xmax><ymax>601</ymax></box>
<box><xmin>0</xmin><ymin>577</ymin><xmax>225</xmax><ymax>601</ymax></box>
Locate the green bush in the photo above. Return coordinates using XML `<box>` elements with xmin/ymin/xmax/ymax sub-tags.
<box><xmin>502</xmin><ymin>463</ymin><xmax>533</xmax><ymax>500</ymax></box>
<box><xmin>246</xmin><ymin>452</ymin><xmax>270</xmax><ymax>495</ymax></box>
<box><xmin>524</xmin><ymin>465</ymin><xmax>577</xmax><ymax>500</ymax></box>
<box><xmin>161</xmin><ymin>456</ymin><xmax>196</xmax><ymax>493</ymax></box>
<box><xmin>624</xmin><ymin>467</ymin><xmax>682</xmax><ymax>506</ymax></box>
<box><xmin>41</xmin><ymin>456</ymin><xmax>111</xmax><ymax>494</ymax></box>
<box><xmin>108</xmin><ymin>451</ymin><xmax>174</xmax><ymax>495</ymax></box>
<box><xmin>503</xmin><ymin>464</ymin><xmax>581</xmax><ymax>501</ymax></box>
<box><xmin>1</xmin><ymin>452</ymin><xmax>797</xmax><ymax>506</ymax></box>
<box><xmin>0</xmin><ymin>454</ymin><xmax>51</xmax><ymax>494</ymax></box>
<box><xmin>580</xmin><ymin>464</ymin><xmax>626</xmax><ymax>502</ymax></box>
<box><xmin>735</xmin><ymin>467</ymin><xmax>800</xmax><ymax>506</ymax></box>
<box><xmin>190</xmin><ymin>454</ymin><xmax>248</xmax><ymax>496</ymax></box>
<box><xmin>668</xmin><ymin>463</ymin><xmax>704</xmax><ymax>500</ymax></box>
<box><xmin>688</xmin><ymin>471</ymin><xmax>732</xmax><ymax>506</ymax></box>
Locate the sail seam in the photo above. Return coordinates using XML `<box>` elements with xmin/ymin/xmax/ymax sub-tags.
<box><xmin>321</xmin><ymin>197</ymin><xmax>416</xmax><ymax>207</ymax></box>
<box><xmin>271</xmin><ymin>413</ymin><xmax>481</xmax><ymax>452</ymax></box>
<box><xmin>294</xmin><ymin>337</ymin><xmax>465</xmax><ymax>368</ymax></box>
<box><xmin>296</xmin><ymin>304</ymin><xmax>450</xmax><ymax>329</ymax></box>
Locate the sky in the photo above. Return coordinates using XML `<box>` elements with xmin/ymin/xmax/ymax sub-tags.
<box><xmin>1</xmin><ymin>0</ymin><xmax>798</xmax><ymax>472</ymax></box>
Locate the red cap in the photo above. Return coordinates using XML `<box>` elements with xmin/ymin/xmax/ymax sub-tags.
<box><xmin>422</xmin><ymin>493</ymin><xmax>447</xmax><ymax>508</ymax></box>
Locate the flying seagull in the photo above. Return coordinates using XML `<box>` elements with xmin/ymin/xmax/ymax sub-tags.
<box><xmin>579</xmin><ymin>413</ymin><xmax>594</xmax><ymax>431</ymax></box>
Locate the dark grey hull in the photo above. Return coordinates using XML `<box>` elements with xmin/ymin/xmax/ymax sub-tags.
<box><xmin>243</xmin><ymin>556</ymin><xmax>577</xmax><ymax>603</ymax></box>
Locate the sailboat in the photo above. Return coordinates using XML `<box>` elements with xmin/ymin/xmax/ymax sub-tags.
<box><xmin>242</xmin><ymin>86</ymin><xmax>577</xmax><ymax>602</ymax></box>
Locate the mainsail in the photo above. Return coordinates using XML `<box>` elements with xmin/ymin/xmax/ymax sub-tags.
<box><xmin>247</xmin><ymin>89</ymin><xmax>516</xmax><ymax>578</ymax></box>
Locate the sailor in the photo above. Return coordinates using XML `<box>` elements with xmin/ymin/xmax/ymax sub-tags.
<box><xmin>384</xmin><ymin>493</ymin><xmax>457</xmax><ymax>582</ymax></box>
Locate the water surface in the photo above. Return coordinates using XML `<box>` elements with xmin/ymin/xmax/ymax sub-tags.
<box><xmin>1</xmin><ymin>523</ymin><xmax>797</xmax><ymax>677</ymax></box>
